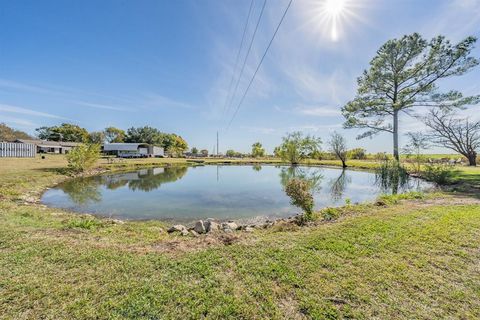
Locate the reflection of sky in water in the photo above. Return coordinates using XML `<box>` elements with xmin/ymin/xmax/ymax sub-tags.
<box><xmin>41</xmin><ymin>165</ymin><xmax>432</xmax><ymax>223</ymax></box>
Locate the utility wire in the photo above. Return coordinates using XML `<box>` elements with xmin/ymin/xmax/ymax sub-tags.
<box><xmin>224</xmin><ymin>0</ymin><xmax>267</xmax><ymax>117</ymax></box>
<box><xmin>227</xmin><ymin>0</ymin><xmax>293</xmax><ymax>130</ymax></box>
<box><xmin>221</xmin><ymin>0</ymin><xmax>255</xmax><ymax>117</ymax></box>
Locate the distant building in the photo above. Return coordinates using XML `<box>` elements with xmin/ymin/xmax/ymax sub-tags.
<box><xmin>15</xmin><ymin>139</ymin><xmax>81</xmax><ymax>154</ymax></box>
<box><xmin>103</xmin><ymin>143</ymin><xmax>164</xmax><ymax>158</ymax></box>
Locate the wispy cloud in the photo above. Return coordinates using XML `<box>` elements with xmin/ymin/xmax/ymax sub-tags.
<box><xmin>0</xmin><ymin>114</ymin><xmax>38</xmax><ymax>128</ymax></box>
<box><xmin>0</xmin><ymin>103</ymin><xmax>65</xmax><ymax>119</ymax></box>
<box><xmin>294</xmin><ymin>105</ymin><xmax>341</xmax><ymax>117</ymax></box>
<box><xmin>72</xmin><ymin>101</ymin><xmax>132</xmax><ymax>111</ymax></box>
<box><xmin>289</xmin><ymin>123</ymin><xmax>342</xmax><ymax>133</ymax></box>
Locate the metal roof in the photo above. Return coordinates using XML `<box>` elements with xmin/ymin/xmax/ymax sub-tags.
<box><xmin>103</xmin><ymin>143</ymin><xmax>150</xmax><ymax>151</ymax></box>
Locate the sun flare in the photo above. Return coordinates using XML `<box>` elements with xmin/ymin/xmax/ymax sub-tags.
<box><xmin>324</xmin><ymin>0</ymin><xmax>346</xmax><ymax>17</ymax></box>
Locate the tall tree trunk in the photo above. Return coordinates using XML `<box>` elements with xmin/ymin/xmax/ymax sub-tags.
<box><xmin>467</xmin><ymin>151</ymin><xmax>477</xmax><ymax>166</ymax></box>
<box><xmin>341</xmin><ymin>159</ymin><xmax>347</xmax><ymax>168</ymax></box>
<box><xmin>393</xmin><ymin>110</ymin><xmax>399</xmax><ymax>162</ymax></box>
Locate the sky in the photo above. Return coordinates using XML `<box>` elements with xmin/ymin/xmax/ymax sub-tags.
<box><xmin>0</xmin><ymin>0</ymin><xmax>479</xmax><ymax>154</ymax></box>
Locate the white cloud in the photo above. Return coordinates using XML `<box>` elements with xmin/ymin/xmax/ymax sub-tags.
<box><xmin>72</xmin><ymin>101</ymin><xmax>132</xmax><ymax>111</ymax></box>
<box><xmin>289</xmin><ymin>123</ymin><xmax>342</xmax><ymax>133</ymax></box>
<box><xmin>0</xmin><ymin>103</ymin><xmax>64</xmax><ymax>119</ymax></box>
<box><xmin>240</xmin><ymin>126</ymin><xmax>277</xmax><ymax>134</ymax></box>
<box><xmin>295</xmin><ymin>105</ymin><xmax>341</xmax><ymax>117</ymax></box>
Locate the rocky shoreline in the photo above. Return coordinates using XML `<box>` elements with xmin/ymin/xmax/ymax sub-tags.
<box><xmin>167</xmin><ymin>215</ymin><xmax>301</xmax><ymax>237</ymax></box>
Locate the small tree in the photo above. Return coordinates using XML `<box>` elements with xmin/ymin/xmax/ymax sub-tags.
<box><xmin>423</xmin><ymin>108</ymin><xmax>479</xmax><ymax>166</ymax></box>
<box><xmin>251</xmin><ymin>142</ymin><xmax>265</xmax><ymax>158</ymax></box>
<box><xmin>328</xmin><ymin>132</ymin><xmax>348</xmax><ymax>168</ymax></box>
<box><xmin>347</xmin><ymin>148</ymin><xmax>367</xmax><ymax>160</ymax></box>
<box><xmin>402</xmin><ymin>132</ymin><xmax>430</xmax><ymax>173</ymax></box>
<box><xmin>285</xmin><ymin>178</ymin><xmax>314</xmax><ymax>223</ymax></box>
<box><xmin>200</xmin><ymin>149</ymin><xmax>209</xmax><ymax>157</ymax></box>
<box><xmin>66</xmin><ymin>144</ymin><xmax>101</xmax><ymax>173</ymax></box>
<box><xmin>277</xmin><ymin>131</ymin><xmax>322</xmax><ymax>164</ymax></box>
<box><xmin>191</xmin><ymin>147</ymin><xmax>198</xmax><ymax>155</ymax></box>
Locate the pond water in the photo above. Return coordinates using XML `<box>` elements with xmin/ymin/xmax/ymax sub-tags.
<box><xmin>42</xmin><ymin>165</ymin><xmax>431</xmax><ymax>224</ymax></box>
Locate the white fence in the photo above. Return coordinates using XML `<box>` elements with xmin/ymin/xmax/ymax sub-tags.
<box><xmin>0</xmin><ymin>142</ymin><xmax>36</xmax><ymax>158</ymax></box>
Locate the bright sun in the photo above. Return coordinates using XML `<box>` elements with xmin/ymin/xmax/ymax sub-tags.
<box><xmin>324</xmin><ymin>0</ymin><xmax>346</xmax><ymax>16</ymax></box>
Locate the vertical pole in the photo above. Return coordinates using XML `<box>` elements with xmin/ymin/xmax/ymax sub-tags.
<box><xmin>216</xmin><ymin>131</ymin><xmax>219</xmax><ymax>156</ymax></box>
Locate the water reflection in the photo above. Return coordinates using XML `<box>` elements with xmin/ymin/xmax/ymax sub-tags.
<box><xmin>252</xmin><ymin>164</ymin><xmax>262</xmax><ymax>172</ymax></box>
<box><xmin>279</xmin><ymin>166</ymin><xmax>324</xmax><ymax>192</ymax></box>
<box><xmin>328</xmin><ymin>169</ymin><xmax>351</xmax><ymax>201</ymax></box>
<box><xmin>59</xmin><ymin>167</ymin><xmax>188</xmax><ymax>204</ymax></box>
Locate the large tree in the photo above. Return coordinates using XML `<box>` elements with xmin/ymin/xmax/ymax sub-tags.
<box><xmin>125</xmin><ymin>126</ymin><xmax>188</xmax><ymax>156</ymax></box>
<box><xmin>424</xmin><ymin>109</ymin><xmax>479</xmax><ymax>166</ymax></box>
<box><xmin>342</xmin><ymin>33</ymin><xmax>479</xmax><ymax>161</ymax></box>
<box><xmin>0</xmin><ymin>123</ymin><xmax>32</xmax><ymax>141</ymax></box>
<box><xmin>36</xmin><ymin>123</ymin><xmax>89</xmax><ymax>142</ymax></box>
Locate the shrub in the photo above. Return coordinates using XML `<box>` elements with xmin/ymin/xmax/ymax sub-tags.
<box><xmin>375</xmin><ymin>160</ymin><xmax>410</xmax><ymax>193</ymax></box>
<box><xmin>66</xmin><ymin>143</ymin><xmax>100</xmax><ymax>173</ymax></box>
<box><xmin>347</xmin><ymin>148</ymin><xmax>367</xmax><ymax>160</ymax></box>
<box><xmin>285</xmin><ymin>178</ymin><xmax>314</xmax><ymax>223</ymax></box>
<box><xmin>422</xmin><ymin>164</ymin><xmax>457</xmax><ymax>185</ymax></box>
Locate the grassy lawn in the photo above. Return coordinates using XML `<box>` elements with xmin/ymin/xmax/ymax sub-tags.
<box><xmin>1</xmin><ymin>156</ymin><xmax>480</xmax><ymax>319</ymax></box>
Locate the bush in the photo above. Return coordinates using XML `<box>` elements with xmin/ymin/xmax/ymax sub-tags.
<box><xmin>422</xmin><ymin>164</ymin><xmax>457</xmax><ymax>185</ymax></box>
<box><xmin>375</xmin><ymin>160</ymin><xmax>409</xmax><ymax>193</ymax></box>
<box><xmin>285</xmin><ymin>179</ymin><xmax>314</xmax><ymax>223</ymax></box>
<box><xmin>66</xmin><ymin>143</ymin><xmax>101</xmax><ymax>173</ymax></box>
<box><xmin>347</xmin><ymin>148</ymin><xmax>367</xmax><ymax>160</ymax></box>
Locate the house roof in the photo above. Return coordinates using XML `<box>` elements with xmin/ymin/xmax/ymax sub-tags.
<box><xmin>103</xmin><ymin>143</ymin><xmax>150</xmax><ymax>151</ymax></box>
<box><xmin>15</xmin><ymin>139</ymin><xmax>81</xmax><ymax>148</ymax></box>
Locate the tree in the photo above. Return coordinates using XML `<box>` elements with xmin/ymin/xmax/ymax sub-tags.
<box><xmin>347</xmin><ymin>148</ymin><xmax>367</xmax><ymax>160</ymax></box>
<box><xmin>200</xmin><ymin>149</ymin><xmax>209</xmax><ymax>157</ymax></box>
<box><xmin>36</xmin><ymin>123</ymin><xmax>89</xmax><ymax>142</ymax></box>
<box><xmin>423</xmin><ymin>108</ymin><xmax>479</xmax><ymax>166</ymax></box>
<box><xmin>89</xmin><ymin>131</ymin><xmax>105</xmax><ymax>144</ymax></box>
<box><xmin>0</xmin><ymin>123</ymin><xmax>32</xmax><ymax>141</ymax></box>
<box><xmin>226</xmin><ymin>149</ymin><xmax>236</xmax><ymax>157</ymax></box>
<box><xmin>328</xmin><ymin>132</ymin><xmax>348</xmax><ymax>168</ymax></box>
<box><xmin>191</xmin><ymin>147</ymin><xmax>198</xmax><ymax>155</ymax></box>
<box><xmin>66</xmin><ymin>144</ymin><xmax>101</xmax><ymax>173</ymax></box>
<box><xmin>251</xmin><ymin>142</ymin><xmax>265</xmax><ymax>158</ymax></box>
<box><xmin>276</xmin><ymin>131</ymin><xmax>322</xmax><ymax>164</ymax></box>
<box><xmin>104</xmin><ymin>127</ymin><xmax>125</xmax><ymax>143</ymax></box>
<box><xmin>163</xmin><ymin>134</ymin><xmax>188</xmax><ymax>157</ymax></box>
<box><xmin>342</xmin><ymin>33</ymin><xmax>479</xmax><ymax>161</ymax></box>
<box><xmin>402</xmin><ymin>132</ymin><xmax>430</xmax><ymax>173</ymax></box>
<box><xmin>125</xmin><ymin>126</ymin><xmax>164</xmax><ymax>145</ymax></box>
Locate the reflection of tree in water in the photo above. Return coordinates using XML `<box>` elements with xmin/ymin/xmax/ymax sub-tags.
<box><xmin>128</xmin><ymin>166</ymin><xmax>188</xmax><ymax>191</ymax></box>
<box><xmin>279</xmin><ymin>166</ymin><xmax>324</xmax><ymax>193</ymax></box>
<box><xmin>252</xmin><ymin>164</ymin><xmax>262</xmax><ymax>172</ymax></box>
<box><xmin>60</xmin><ymin>177</ymin><xmax>102</xmax><ymax>205</ymax></box>
<box><xmin>328</xmin><ymin>169</ymin><xmax>351</xmax><ymax>201</ymax></box>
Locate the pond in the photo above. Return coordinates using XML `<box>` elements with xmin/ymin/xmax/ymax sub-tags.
<box><xmin>42</xmin><ymin>165</ymin><xmax>432</xmax><ymax>224</ymax></box>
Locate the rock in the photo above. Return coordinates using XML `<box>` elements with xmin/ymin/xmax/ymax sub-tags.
<box><xmin>205</xmin><ymin>220</ymin><xmax>220</xmax><ymax>233</ymax></box>
<box><xmin>194</xmin><ymin>220</ymin><xmax>206</xmax><ymax>234</ymax></box>
<box><xmin>167</xmin><ymin>225</ymin><xmax>188</xmax><ymax>234</ymax></box>
<box><xmin>190</xmin><ymin>230</ymin><xmax>199</xmax><ymax>237</ymax></box>
<box><xmin>245</xmin><ymin>226</ymin><xmax>254</xmax><ymax>233</ymax></box>
<box><xmin>181</xmin><ymin>229</ymin><xmax>190</xmax><ymax>236</ymax></box>
<box><xmin>221</xmin><ymin>222</ymin><xmax>238</xmax><ymax>231</ymax></box>
<box><xmin>224</xmin><ymin>228</ymin><xmax>234</xmax><ymax>233</ymax></box>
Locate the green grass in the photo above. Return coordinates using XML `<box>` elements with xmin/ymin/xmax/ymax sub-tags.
<box><xmin>1</xmin><ymin>156</ymin><xmax>480</xmax><ymax>319</ymax></box>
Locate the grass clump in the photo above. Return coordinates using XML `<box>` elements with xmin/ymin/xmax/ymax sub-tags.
<box><xmin>377</xmin><ymin>191</ymin><xmax>425</xmax><ymax>205</ymax></box>
<box><xmin>321</xmin><ymin>207</ymin><xmax>342</xmax><ymax>221</ymax></box>
<box><xmin>66</xmin><ymin>217</ymin><xmax>105</xmax><ymax>230</ymax></box>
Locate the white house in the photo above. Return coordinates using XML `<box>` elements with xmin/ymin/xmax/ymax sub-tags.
<box><xmin>15</xmin><ymin>139</ymin><xmax>81</xmax><ymax>154</ymax></box>
<box><xmin>103</xmin><ymin>143</ymin><xmax>164</xmax><ymax>158</ymax></box>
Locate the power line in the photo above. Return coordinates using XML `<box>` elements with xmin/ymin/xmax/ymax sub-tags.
<box><xmin>227</xmin><ymin>0</ymin><xmax>293</xmax><ymax>130</ymax></box>
<box><xmin>221</xmin><ymin>0</ymin><xmax>255</xmax><ymax>117</ymax></box>
<box><xmin>224</xmin><ymin>0</ymin><xmax>267</xmax><ymax>117</ymax></box>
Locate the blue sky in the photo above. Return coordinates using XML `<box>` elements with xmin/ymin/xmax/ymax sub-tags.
<box><xmin>1</xmin><ymin>0</ymin><xmax>479</xmax><ymax>153</ymax></box>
